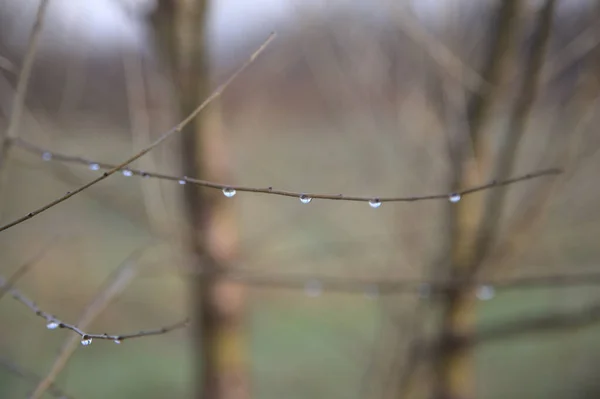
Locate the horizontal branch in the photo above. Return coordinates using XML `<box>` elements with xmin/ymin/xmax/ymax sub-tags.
<box><xmin>222</xmin><ymin>269</ymin><xmax>600</xmax><ymax>295</ymax></box>
<box><xmin>13</xmin><ymin>138</ymin><xmax>561</xmax><ymax>205</ymax></box>
<box><xmin>3</xmin><ymin>267</ymin><xmax>600</xmax><ymax>345</ymax></box>
<box><xmin>454</xmin><ymin>299</ymin><xmax>600</xmax><ymax>348</ymax></box>
<box><xmin>0</xmin><ymin>32</ymin><xmax>275</xmax><ymax>234</ymax></box>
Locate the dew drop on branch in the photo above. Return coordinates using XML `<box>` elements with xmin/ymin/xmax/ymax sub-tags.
<box><xmin>114</xmin><ymin>339</ymin><xmax>121</xmax><ymax>344</ymax></box>
<box><xmin>80</xmin><ymin>337</ymin><xmax>93</xmax><ymax>346</ymax></box>
<box><xmin>299</xmin><ymin>194</ymin><xmax>312</xmax><ymax>204</ymax></box>
<box><xmin>304</xmin><ymin>279</ymin><xmax>322</xmax><ymax>297</ymax></box>
<box><xmin>122</xmin><ymin>169</ymin><xmax>133</xmax><ymax>177</ymax></box>
<box><xmin>476</xmin><ymin>285</ymin><xmax>495</xmax><ymax>301</ymax></box>
<box><xmin>449</xmin><ymin>193</ymin><xmax>461</xmax><ymax>203</ymax></box>
<box><xmin>222</xmin><ymin>187</ymin><xmax>236</xmax><ymax>198</ymax></box>
<box><xmin>364</xmin><ymin>284</ymin><xmax>379</xmax><ymax>299</ymax></box>
<box><xmin>89</xmin><ymin>163</ymin><xmax>100</xmax><ymax>171</ymax></box>
<box><xmin>418</xmin><ymin>283</ymin><xmax>431</xmax><ymax>299</ymax></box>
<box><xmin>42</xmin><ymin>152</ymin><xmax>52</xmax><ymax>161</ymax></box>
<box><xmin>178</xmin><ymin>179</ymin><xmax>186</xmax><ymax>185</ymax></box>
<box><xmin>46</xmin><ymin>321</ymin><xmax>59</xmax><ymax>330</ymax></box>
<box><xmin>368</xmin><ymin>198</ymin><xmax>382</xmax><ymax>208</ymax></box>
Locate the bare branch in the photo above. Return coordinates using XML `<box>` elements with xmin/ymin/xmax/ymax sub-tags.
<box><xmin>0</xmin><ymin>32</ymin><xmax>276</xmax><ymax>234</ymax></box>
<box><xmin>0</xmin><ymin>0</ymin><xmax>49</xmax><ymax>168</ymax></box>
<box><xmin>13</xmin><ymin>138</ymin><xmax>561</xmax><ymax>205</ymax></box>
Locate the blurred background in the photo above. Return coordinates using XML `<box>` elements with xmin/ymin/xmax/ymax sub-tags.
<box><xmin>1</xmin><ymin>0</ymin><xmax>600</xmax><ymax>398</ymax></box>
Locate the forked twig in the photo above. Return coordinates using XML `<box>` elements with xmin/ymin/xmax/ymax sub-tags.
<box><xmin>0</xmin><ymin>32</ymin><xmax>276</xmax><ymax>234</ymax></box>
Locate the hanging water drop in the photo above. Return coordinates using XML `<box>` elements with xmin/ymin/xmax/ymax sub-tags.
<box><xmin>476</xmin><ymin>285</ymin><xmax>495</xmax><ymax>301</ymax></box>
<box><xmin>449</xmin><ymin>193</ymin><xmax>461</xmax><ymax>203</ymax></box>
<box><xmin>42</xmin><ymin>152</ymin><xmax>52</xmax><ymax>161</ymax></box>
<box><xmin>80</xmin><ymin>337</ymin><xmax>93</xmax><ymax>346</ymax></box>
<box><xmin>178</xmin><ymin>179</ymin><xmax>186</xmax><ymax>185</ymax></box>
<box><xmin>114</xmin><ymin>339</ymin><xmax>121</xmax><ymax>344</ymax></box>
<box><xmin>89</xmin><ymin>163</ymin><xmax>100</xmax><ymax>171</ymax></box>
<box><xmin>368</xmin><ymin>198</ymin><xmax>382</xmax><ymax>208</ymax></box>
<box><xmin>222</xmin><ymin>187</ymin><xmax>236</xmax><ymax>198</ymax></box>
<box><xmin>122</xmin><ymin>169</ymin><xmax>133</xmax><ymax>177</ymax></box>
<box><xmin>141</xmin><ymin>172</ymin><xmax>150</xmax><ymax>178</ymax></box>
<box><xmin>304</xmin><ymin>280</ymin><xmax>322</xmax><ymax>297</ymax></box>
<box><xmin>46</xmin><ymin>321</ymin><xmax>59</xmax><ymax>330</ymax></box>
<box><xmin>418</xmin><ymin>283</ymin><xmax>431</xmax><ymax>299</ymax></box>
<box><xmin>299</xmin><ymin>194</ymin><xmax>312</xmax><ymax>204</ymax></box>
<box><xmin>364</xmin><ymin>284</ymin><xmax>379</xmax><ymax>299</ymax></box>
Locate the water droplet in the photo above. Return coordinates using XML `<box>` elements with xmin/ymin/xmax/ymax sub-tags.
<box><xmin>364</xmin><ymin>284</ymin><xmax>379</xmax><ymax>299</ymax></box>
<box><xmin>449</xmin><ymin>193</ymin><xmax>461</xmax><ymax>203</ymax></box>
<box><xmin>89</xmin><ymin>163</ymin><xmax>100</xmax><ymax>171</ymax></box>
<box><xmin>42</xmin><ymin>152</ymin><xmax>52</xmax><ymax>161</ymax></box>
<box><xmin>304</xmin><ymin>280</ymin><xmax>322</xmax><ymax>297</ymax></box>
<box><xmin>122</xmin><ymin>169</ymin><xmax>133</xmax><ymax>177</ymax></box>
<box><xmin>80</xmin><ymin>337</ymin><xmax>93</xmax><ymax>346</ymax></box>
<box><xmin>418</xmin><ymin>283</ymin><xmax>431</xmax><ymax>299</ymax></box>
<box><xmin>114</xmin><ymin>339</ymin><xmax>121</xmax><ymax>344</ymax></box>
<box><xmin>222</xmin><ymin>187</ymin><xmax>236</xmax><ymax>198</ymax></box>
<box><xmin>46</xmin><ymin>321</ymin><xmax>59</xmax><ymax>330</ymax></box>
<box><xmin>476</xmin><ymin>285</ymin><xmax>495</xmax><ymax>301</ymax></box>
<box><xmin>178</xmin><ymin>179</ymin><xmax>186</xmax><ymax>185</ymax></box>
<box><xmin>368</xmin><ymin>198</ymin><xmax>382</xmax><ymax>208</ymax></box>
<box><xmin>299</xmin><ymin>194</ymin><xmax>312</xmax><ymax>204</ymax></box>
<box><xmin>141</xmin><ymin>172</ymin><xmax>150</xmax><ymax>178</ymax></box>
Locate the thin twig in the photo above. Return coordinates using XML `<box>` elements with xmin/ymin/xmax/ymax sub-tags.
<box><xmin>12</xmin><ymin>138</ymin><xmax>561</xmax><ymax>204</ymax></box>
<box><xmin>0</xmin><ymin>235</ymin><xmax>60</xmax><ymax>301</ymax></box>
<box><xmin>27</xmin><ymin>244</ymin><xmax>167</xmax><ymax>399</ymax></box>
<box><xmin>0</xmin><ymin>250</ymin><xmax>187</xmax><ymax>346</ymax></box>
<box><xmin>0</xmin><ymin>32</ymin><xmax>275</xmax><ymax>234</ymax></box>
<box><xmin>0</xmin><ymin>357</ymin><xmax>74</xmax><ymax>399</ymax></box>
<box><xmin>0</xmin><ymin>0</ymin><xmax>50</xmax><ymax>168</ymax></box>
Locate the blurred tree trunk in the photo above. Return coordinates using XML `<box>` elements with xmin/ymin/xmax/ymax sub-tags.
<box><xmin>431</xmin><ymin>1</ymin><xmax>556</xmax><ymax>399</ymax></box>
<box><xmin>150</xmin><ymin>1</ymin><xmax>248</xmax><ymax>399</ymax></box>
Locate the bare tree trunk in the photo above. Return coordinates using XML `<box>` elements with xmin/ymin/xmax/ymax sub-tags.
<box><xmin>151</xmin><ymin>1</ymin><xmax>248</xmax><ymax>398</ymax></box>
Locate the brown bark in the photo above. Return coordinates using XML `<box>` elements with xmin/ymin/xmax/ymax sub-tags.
<box><xmin>150</xmin><ymin>1</ymin><xmax>248</xmax><ymax>398</ymax></box>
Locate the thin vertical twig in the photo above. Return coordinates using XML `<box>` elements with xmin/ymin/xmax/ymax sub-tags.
<box><xmin>0</xmin><ymin>0</ymin><xmax>50</xmax><ymax>168</ymax></box>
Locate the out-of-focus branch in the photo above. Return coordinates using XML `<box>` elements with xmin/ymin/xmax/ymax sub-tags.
<box><xmin>0</xmin><ymin>235</ymin><xmax>59</xmax><ymax>301</ymax></box>
<box><xmin>470</xmin><ymin>0</ymin><xmax>557</xmax><ymax>274</ymax></box>
<box><xmin>0</xmin><ymin>357</ymin><xmax>74</xmax><ymax>399</ymax></box>
<box><xmin>0</xmin><ymin>32</ymin><xmax>275</xmax><ymax>234</ymax></box>
<box><xmin>11</xmin><ymin>138</ymin><xmax>561</xmax><ymax>205</ymax></box>
<box><xmin>0</xmin><ymin>0</ymin><xmax>49</xmax><ymax>169</ymax></box>
<box><xmin>453</xmin><ymin>300</ymin><xmax>600</xmax><ymax>348</ymax></box>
